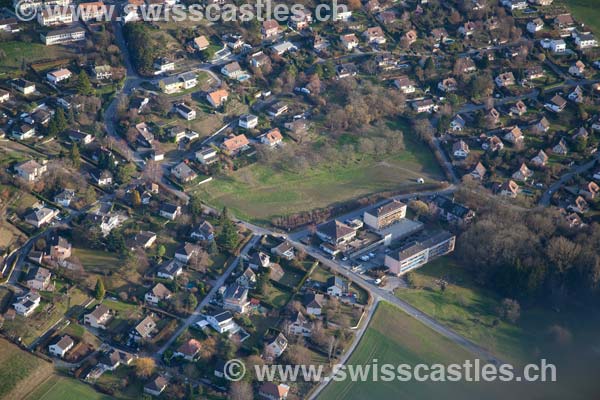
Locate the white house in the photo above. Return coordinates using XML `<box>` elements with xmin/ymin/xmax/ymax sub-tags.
<box><xmin>239</xmin><ymin>114</ymin><xmax>258</xmax><ymax>129</ymax></box>
<box><xmin>46</xmin><ymin>68</ymin><xmax>72</xmax><ymax>84</ymax></box>
<box><xmin>49</xmin><ymin>335</ymin><xmax>74</xmax><ymax>358</ymax></box>
<box><xmin>84</xmin><ymin>304</ymin><xmax>111</xmax><ymax>329</ymax></box>
<box><xmin>13</xmin><ymin>292</ymin><xmax>41</xmax><ymax>317</ymax></box>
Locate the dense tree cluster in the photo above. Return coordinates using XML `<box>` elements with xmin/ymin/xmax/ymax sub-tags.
<box><xmin>458</xmin><ymin>207</ymin><xmax>600</xmax><ymax>304</ymax></box>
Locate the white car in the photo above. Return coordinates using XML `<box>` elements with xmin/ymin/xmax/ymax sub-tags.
<box><xmin>374</xmin><ymin>278</ymin><xmax>382</xmax><ymax>285</ymax></box>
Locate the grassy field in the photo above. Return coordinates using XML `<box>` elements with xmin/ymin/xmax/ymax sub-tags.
<box><xmin>24</xmin><ymin>376</ymin><xmax>112</xmax><ymax>400</ymax></box>
<box><xmin>566</xmin><ymin>0</ymin><xmax>600</xmax><ymax>34</ymax></box>
<box><xmin>393</xmin><ymin>257</ymin><xmax>600</xmax><ymax>398</ymax></box>
<box><xmin>0</xmin><ymin>339</ymin><xmax>54</xmax><ymax>400</ymax></box>
<box><xmin>194</xmin><ymin>136</ymin><xmax>443</xmax><ymax>222</ymax></box>
<box><xmin>319</xmin><ymin>302</ymin><xmax>483</xmax><ymax>400</ymax></box>
<box><xmin>72</xmin><ymin>247</ymin><xmax>124</xmax><ymax>272</ymax></box>
<box><xmin>0</xmin><ymin>42</ymin><xmax>73</xmax><ymax>75</ymax></box>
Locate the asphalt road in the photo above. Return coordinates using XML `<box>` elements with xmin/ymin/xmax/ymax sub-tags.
<box><xmin>539</xmin><ymin>153</ymin><xmax>599</xmax><ymax>206</ymax></box>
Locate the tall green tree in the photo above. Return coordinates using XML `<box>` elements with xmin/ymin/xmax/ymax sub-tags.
<box><xmin>77</xmin><ymin>71</ymin><xmax>94</xmax><ymax>96</ymax></box>
<box><xmin>217</xmin><ymin>207</ymin><xmax>239</xmax><ymax>252</ymax></box>
<box><xmin>70</xmin><ymin>143</ymin><xmax>81</xmax><ymax>168</ymax></box>
<box><xmin>94</xmin><ymin>278</ymin><xmax>105</xmax><ymax>300</ymax></box>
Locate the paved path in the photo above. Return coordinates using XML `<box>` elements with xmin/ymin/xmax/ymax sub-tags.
<box><xmin>539</xmin><ymin>153</ymin><xmax>600</xmax><ymax>206</ymax></box>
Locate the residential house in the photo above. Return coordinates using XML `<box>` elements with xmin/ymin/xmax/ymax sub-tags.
<box><xmin>554</xmin><ymin>14</ymin><xmax>575</xmax><ymax>35</ymax></box>
<box><xmin>174</xmin><ymin>339</ymin><xmax>202</xmax><ymax>361</ymax></box>
<box><xmin>158</xmin><ymin>72</ymin><xmax>197</xmax><ymax>94</ymax></box>
<box><xmin>25</xmin><ymin>207</ymin><xmax>58</xmax><ymax>228</ymax></box>
<box><xmin>26</xmin><ymin>266</ymin><xmax>52</xmax><ymax>291</ymax></box>
<box><xmin>271</xmin><ymin>240</ymin><xmax>295</xmax><ymax>260</ymax></box>
<box><xmin>527</xmin><ymin>18</ymin><xmax>544</xmax><ymax>33</ymax></box>
<box><xmin>11</xmin><ymin>78</ymin><xmax>36</xmax><ymax>95</ymax></box>
<box><xmin>384</xmin><ymin>231</ymin><xmax>455</xmax><ymax>275</ymax></box>
<box><xmin>46</xmin><ymin>68</ymin><xmax>72</xmax><ymax>84</ymax></box>
<box><xmin>503</xmin><ymin>126</ymin><xmax>524</xmax><ymax>145</ymax></box>
<box><xmin>552</xmin><ymin>138</ymin><xmax>568</xmax><ymax>155</ymax></box>
<box><xmin>249</xmin><ymin>251</ymin><xmax>271</xmax><ymax>270</ymax></box>
<box><xmin>512</xmin><ymin>163</ymin><xmax>533</xmax><ymax>181</ymax></box>
<box><xmin>196</xmin><ymin>147</ymin><xmax>219</xmax><ymax>165</ymax></box>
<box><xmin>569</xmin><ymin>61</ymin><xmax>586</xmax><ymax>77</ymax></box>
<box><xmin>171</xmin><ymin>162</ymin><xmax>197</xmax><ymax>183</ymax></box>
<box><xmin>267</xmin><ymin>102</ymin><xmax>288</xmax><ymax>117</ymax></box>
<box><xmin>13</xmin><ymin>292</ymin><xmax>41</xmax><ymax>317</ymax></box>
<box><xmin>174</xmin><ymin>242</ymin><xmax>199</xmax><ymax>264</ymax></box>
<box><xmin>12</xmin><ymin>123</ymin><xmax>36</xmax><ymax>140</ymax></box>
<box><xmin>470</xmin><ymin>162</ymin><xmax>487</xmax><ymax>180</ymax></box>
<box><xmin>412</xmin><ymin>99</ymin><xmax>436</xmax><ymax>113</ymax></box>
<box><xmin>289</xmin><ymin>7</ymin><xmax>312</xmax><ymax>30</ymax></box>
<box><xmin>438</xmin><ymin>77</ymin><xmax>458</xmax><ymax>92</ymax></box>
<box><xmin>192</xmin><ymin>35</ymin><xmax>209</xmax><ymax>50</ymax></box>
<box><xmin>303</xmin><ymin>292</ymin><xmax>324</xmax><ymax>316</ymax></box>
<box><xmin>363</xmin><ymin>200</ymin><xmax>407</xmax><ymax>230</ymax></box>
<box><xmin>580</xmin><ymin>182</ymin><xmax>600</xmax><ymax>201</ymax></box>
<box><xmin>574</xmin><ymin>32</ymin><xmax>597</xmax><ymax>49</ymax></box>
<box><xmin>237</xmin><ymin>267</ymin><xmax>256</xmax><ymax>288</ymax></box>
<box><xmin>174</xmin><ymin>102</ymin><xmax>196</xmax><ymax>120</ymax></box>
<box><xmin>145</xmin><ymin>283</ymin><xmax>172</xmax><ymax>305</ymax></box>
<box><xmin>340</xmin><ymin>33</ymin><xmax>359</xmax><ymax>51</ymax></box>
<box><xmin>157</xmin><ymin>259</ymin><xmax>183</xmax><ymax>280</ymax></box>
<box><xmin>15</xmin><ymin>160</ymin><xmax>46</xmax><ymax>181</ymax></box>
<box><xmin>223</xmin><ymin>284</ymin><xmax>249</xmax><ymax>313</ymax></box>
<box><xmin>289</xmin><ymin>312</ymin><xmax>312</xmax><ymax>337</ymax></box>
<box><xmin>160</xmin><ymin>203</ymin><xmax>181</xmax><ymax>220</ymax></box>
<box><xmin>546</xmin><ymin>95</ymin><xmax>567</xmax><ymax>113</ymax></box>
<box><xmin>569</xmin><ymin>196</ymin><xmax>589</xmax><ymax>213</ymax></box>
<box><xmin>459</xmin><ymin>21</ymin><xmax>477</xmax><ymax>37</ymax></box>
<box><xmin>49</xmin><ymin>235</ymin><xmax>71</xmax><ymax>261</ymax></box>
<box><xmin>568</xmin><ymin>86</ymin><xmax>584</xmax><ymax>103</ymax></box>
<box><xmin>206</xmin><ymin>89</ymin><xmax>228</xmax><ymax>107</ymax></box>
<box><xmin>363</xmin><ymin>26</ymin><xmax>386</xmax><ymax>44</ymax></box>
<box><xmin>127</xmin><ymin>231</ymin><xmax>157</xmax><ymax>250</ymax></box>
<box><xmin>205</xmin><ymin>310</ymin><xmax>239</xmax><ymax>334</ymax></box>
<box><xmin>153</xmin><ymin>57</ymin><xmax>175</xmax><ymax>75</ymax></box>
<box><xmin>271</xmin><ymin>41</ymin><xmax>297</xmax><ymax>56</ymax></box>
<box><xmin>524</xmin><ymin>66</ymin><xmax>545</xmax><ymax>81</ymax></box>
<box><xmin>131</xmin><ymin>315</ymin><xmax>156</xmax><ymax>342</ymax></box>
<box><xmin>500</xmin><ymin>180</ymin><xmax>519</xmax><ymax>197</ymax></box>
<box><xmin>429</xmin><ymin>195</ymin><xmax>475</xmax><ymax>225</ymax></box>
<box><xmin>221</xmin><ymin>61</ymin><xmax>244</xmax><ymax>80</ymax></box>
<box><xmin>532</xmin><ymin>117</ymin><xmax>550</xmax><ymax>134</ymax></box>
<box><xmin>450</xmin><ymin>115</ymin><xmax>466</xmax><ymax>131</ymax></box>
<box><xmin>258</xmin><ymin>382</ymin><xmax>290</xmax><ymax>400</ymax></box>
<box><xmin>249</xmin><ymin>51</ymin><xmax>270</xmax><ymax>68</ymax></box>
<box><xmin>93</xmin><ymin>65</ymin><xmax>112</xmax><ymax>80</ymax></box>
<box><xmin>452</xmin><ymin>140</ymin><xmax>470</xmax><ymax>159</ymax></box>
<box><xmin>510</xmin><ymin>100</ymin><xmax>527</xmax><ymax>116</ymax></box>
<box><xmin>259</xmin><ymin>128</ymin><xmax>283</xmax><ymax>147</ymax></box>
<box><xmin>54</xmin><ymin>189</ymin><xmax>76</xmax><ymax>207</ymax></box>
<box><xmin>549</xmin><ymin>39</ymin><xmax>566</xmax><ymax>53</ymax></box>
<box><xmin>90</xmin><ymin>169</ymin><xmax>113</xmax><ymax>186</ymax></box>
<box><xmin>68</xmin><ymin>130</ymin><xmax>94</xmax><ymax>145</ymax></box>
<box><xmin>49</xmin><ymin>335</ymin><xmax>74</xmax><ymax>358</ymax></box>
<box><xmin>190</xmin><ymin>220</ymin><xmax>215</xmax><ymax>241</ymax></box>
<box><xmin>135</xmin><ymin>122</ymin><xmax>153</xmax><ymax>147</ymax></box>
<box><xmin>144</xmin><ymin>375</ymin><xmax>168</xmax><ymax>397</ymax></box>
<box><xmin>326</xmin><ymin>276</ymin><xmax>348</xmax><ymax>296</ymax></box>
<box><xmin>98</xmin><ymin>349</ymin><xmax>134</xmax><ymax>371</ymax></box>
<box><xmin>531</xmin><ymin>150</ymin><xmax>549</xmax><ymax>167</ymax></box>
<box><xmin>84</xmin><ymin>304</ymin><xmax>112</xmax><ymax>329</ymax></box>
<box><xmin>393</xmin><ymin>76</ymin><xmax>416</xmax><ymax>94</ymax></box>
<box><xmin>221</xmin><ymin>134</ymin><xmax>250</xmax><ymax>155</ymax></box>
<box><xmin>495</xmin><ymin>72</ymin><xmax>516</xmax><ymax>87</ymax></box>
<box><xmin>0</xmin><ymin>89</ymin><xmax>9</xmax><ymax>103</ymax></box>
<box><xmin>262</xmin><ymin>19</ymin><xmax>280</xmax><ymax>39</ymax></box>
<box><xmin>264</xmin><ymin>333</ymin><xmax>288</xmax><ymax>360</ymax></box>
<box><xmin>239</xmin><ymin>114</ymin><xmax>258</xmax><ymax>129</ymax></box>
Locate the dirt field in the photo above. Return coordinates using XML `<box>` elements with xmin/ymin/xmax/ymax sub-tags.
<box><xmin>0</xmin><ymin>339</ymin><xmax>54</xmax><ymax>400</ymax></box>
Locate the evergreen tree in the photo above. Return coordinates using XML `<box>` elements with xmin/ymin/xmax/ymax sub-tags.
<box><xmin>77</xmin><ymin>71</ymin><xmax>94</xmax><ymax>96</ymax></box>
<box><xmin>94</xmin><ymin>278</ymin><xmax>105</xmax><ymax>300</ymax></box>
<box><xmin>217</xmin><ymin>207</ymin><xmax>239</xmax><ymax>252</ymax></box>
<box><xmin>70</xmin><ymin>143</ymin><xmax>81</xmax><ymax>168</ymax></box>
<box><xmin>55</xmin><ymin>108</ymin><xmax>67</xmax><ymax>132</ymax></box>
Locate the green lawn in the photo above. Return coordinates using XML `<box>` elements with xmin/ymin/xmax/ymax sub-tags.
<box><xmin>567</xmin><ymin>0</ymin><xmax>600</xmax><ymax>34</ymax></box>
<box><xmin>0</xmin><ymin>339</ymin><xmax>54</xmax><ymax>400</ymax></box>
<box><xmin>393</xmin><ymin>257</ymin><xmax>600</xmax><ymax>398</ymax></box>
<box><xmin>319</xmin><ymin>302</ymin><xmax>483</xmax><ymax>400</ymax></box>
<box><xmin>25</xmin><ymin>376</ymin><xmax>113</xmax><ymax>400</ymax></box>
<box><xmin>72</xmin><ymin>247</ymin><xmax>124</xmax><ymax>273</ymax></box>
<box><xmin>193</xmin><ymin>136</ymin><xmax>443</xmax><ymax>223</ymax></box>
<box><xmin>0</xmin><ymin>41</ymin><xmax>72</xmax><ymax>75</ymax></box>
